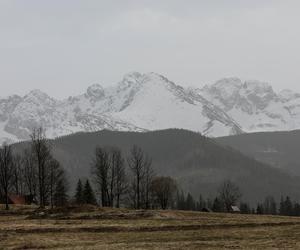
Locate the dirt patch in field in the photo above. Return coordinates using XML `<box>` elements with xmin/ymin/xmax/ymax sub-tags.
<box><xmin>2</xmin><ymin>221</ymin><xmax>300</xmax><ymax>235</ymax></box>
<box><xmin>27</xmin><ymin>206</ymin><xmax>157</xmax><ymax>220</ymax></box>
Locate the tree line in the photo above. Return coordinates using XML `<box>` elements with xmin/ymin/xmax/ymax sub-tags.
<box><xmin>0</xmin><ymin>129</ymin><xmax>178</xmax><ymax>211</ymax></box>
<box><xmin>173</xmin><ymin>188</ymin><xmax>300</xmax><ymax>217</ymax></box>
<box><xmin>0</xmin><ymin>128</ymin><xmax>68</xmax><ymax>210</ymax></box>
<box><xmin>73</xmin><ymin>145</ymin><xmax>177</xmax><ymax>210</ymax></box>
<box><xmin>1</xmin><ymin>128</ymin><xmax>300</xmax><ymax>218</ymax></box>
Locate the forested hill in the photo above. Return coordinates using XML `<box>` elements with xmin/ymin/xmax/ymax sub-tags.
<box><xmin>216</xmin><ymin>130</ymin><xmax>300</xmax><ymax>177</ymax></box>
<box><xmin>13</xmin><ymin>129</ymin><xmax>300</xmax><ymax>204</ymax></box>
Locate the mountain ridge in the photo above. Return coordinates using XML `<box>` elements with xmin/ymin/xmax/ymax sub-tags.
<box><xmin>1</xmin><ymin>72</ymin><xmax>300</xmax><ymax>143</ymax></box>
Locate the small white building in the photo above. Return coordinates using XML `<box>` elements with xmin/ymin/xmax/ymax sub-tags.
<box><xmin>230</xmin><ymin>205</ymin><xmax>241</xmax><ymax>213</ymax></box>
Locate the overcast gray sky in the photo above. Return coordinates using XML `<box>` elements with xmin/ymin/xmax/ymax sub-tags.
<box><xmin>1</xmin><ymin>0</ymin><xmax>300</xmax><ymax>99</ymax></box>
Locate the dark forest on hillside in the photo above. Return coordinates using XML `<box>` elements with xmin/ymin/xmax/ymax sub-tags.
<box><xmin>12</xmin><ymin>129</ymin><xmax>300</xmax><ymax>205</ymax></box>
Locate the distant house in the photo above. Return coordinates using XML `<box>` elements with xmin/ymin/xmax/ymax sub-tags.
<box><xmin>201</xmin><ymin>207</ymin><xmax>213</xmax><ymax>213</ymax></box>
<box><xmin>0</xmin><ymin>195</ymin><xmax>36</xmax><ymax>205</ymax></box>
<box><xmin>230</xmin><ymin>205</ymin><xmax>241</xmax><ymax>213</ymax></box>
<box><xmin>8</xmin><ymin>195</ymin><xmax>27</xmax><ymax>205</ymax></box>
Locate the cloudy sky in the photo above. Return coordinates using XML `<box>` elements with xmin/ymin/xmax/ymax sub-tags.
<box><xmin>1</xmin><ymin>0</ymin><xmax>300</xmax><ymax>99</ymax></box>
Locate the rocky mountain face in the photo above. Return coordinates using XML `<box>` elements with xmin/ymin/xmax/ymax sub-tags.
<box><xmin>198</xmin><ymin>78</ymin><xmax>300</xmax><ymax>133</ymax></box>
<box><xmin>0</xmin><ymin>72</ymin><xmax>299</xmax><ymax>143</ymax></box>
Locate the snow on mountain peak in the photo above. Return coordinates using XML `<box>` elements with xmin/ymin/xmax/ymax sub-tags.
<box><xmin>26</xmin><ymin>89</ymin><xmax>49</xmax><ymax>98</ymax></box>
<box><xmin>24</xmin><ymin>89</ymin><xmax>56</xmax><ymax>106</ymax></box>
<box><xmin>279</xmin><ymin>89</ymin><xmax>300</xmax><ymax>101</ymax></box>
<box><xmin>86</xmin><ymin>83</ymin><xmax>105</xmax><ymax>100</ymax></box>
<box><xmin>213</xmin><ymin>77</ymin><xmax>243</xmax><ymax>88</ymax></box>
<box><xmin>200</xmin><ymin>77</ymin><xmax>243</xmax><ymax>109</ymax></box>
<box><xmin>243</xmin><ymin>80</ymin><xmax>274</xmax><ymax>95</ymax></box>
<box><xmin>2</xmin><ymin>72</ymin><xmax>300</xmax><ymax>144</ymax></box>
<box><xmin>209</xmin><ymin>78</ymin><xmax>243</xmax><ymax>97</ymax></box>
<box><xmin>121</xmin><ymin>72</ymin><xmax>143</xmax><ymax>85</ymax></box>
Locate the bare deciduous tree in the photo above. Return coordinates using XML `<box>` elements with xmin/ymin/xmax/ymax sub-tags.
<box><xmin>92</xmin><ymin>146</ymin><xmax>127</xmax><ymax>207</ymax></box>
<box><xmin>151</xmin><ymin>176</ymin><xmax>177</xmax><ymax>210</ymax></box>
<box><xmin>92</xmin><ymin>147</ymin><xmax>110</xmax><ymax>207</ymax></box>
<box><xmin>23</xmin><ymin>148</ymin><xmax>38</xmax><ymax>200</ymax></box>
<box><xmin>0</xmin><ymin>144</ymin><xmax>14</xmax><ymax>210</ymax></box>
<box><xmin>218</xmin><ymin>180</ymin><xmax>241</xmax><ymax>212</ymax></box>
<box><xmin>12</xmin><ymin>154</ymin><xmax>23</xmax><ymax>195</ymax></box>
<box><xmin>49</xmin><ymin>158</ymin><xmax>64</xmax><ymax>209</ymax></box>
<box><xmin>127</xmin><ymin>145</ymin><xmax>153</xmax><ymax>209</ymax></box>
<box><xmin>30</xmin><ymin>127</ymin><xmax>52</xmax><ymax>208</ymax></box>
<box><xmin>141</xmin><ymin>159</ymin><xmax>154</xmax><ymax>209</ymax></box>
<box><xmin>111</xmin><ymin>148</ymin><xmax>127</xmax><ymax>208</ymax></box>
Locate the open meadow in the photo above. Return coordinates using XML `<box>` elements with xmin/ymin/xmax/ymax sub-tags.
<box><xmin>1</xmin><ymin>205</ymin><xmax>300</xmax><ymax>249</ymax></box>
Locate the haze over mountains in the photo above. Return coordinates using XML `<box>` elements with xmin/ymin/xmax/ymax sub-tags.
<box><xmin>1</xmin><ymin>72</ymin><xmax>300</xmax><ymax>144</ymax></box>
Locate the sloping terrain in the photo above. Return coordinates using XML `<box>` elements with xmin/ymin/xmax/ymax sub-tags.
<box><xmin>14</xmin><ymin>129</ymin><xmax>300</xmax><ymax>204</ymax></box>
<box><xmin>216</xmin><ymin>130</ymin><xmax>300</xmax><ymax>176</ymax></box>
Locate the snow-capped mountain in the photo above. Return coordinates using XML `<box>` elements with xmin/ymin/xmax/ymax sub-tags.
<box><xmin>1</xmin><ymin>72</ymin><xmax>300</xmax><ymax>144</ymax></box>
<box><xmin>198</xmin><ymin>78</ymin><xmax>300</xmax><ymax>133</ymax></box>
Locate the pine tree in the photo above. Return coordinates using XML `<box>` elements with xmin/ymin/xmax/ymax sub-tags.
<box><xmin>54</xmin><ymin>178</ymin><xmax>68</xmax><ymax>207</ymax></box>
<box><xmin>240</xmin><ymin>202</ymin><xmax>251</xmax><ymax>214</ymax></box>
<box><xmin>75</xmin><ymin>179</ymin><xmax>84</xmax><ymax>205</ymax></box>
<box><xmin>263</xmin><ymin>196</ymin><xmax>277</xmax><ymax>215</ymax></box>
<box><xmin>212</xmin><ymin>197</ymin><xmax>224</xmax><ymax>212</ymax></box>
<box><xmin>294</xmin><ymin>202</ymin><xmax>300</xmax><ymax>216</ymax></box>
<box><xmin>176</xmin><ymin>191</ymin><xmax>186</xmax><ymax>210</ymax></box>
<box><xmin>185</xmin><ymin>193</ymin><xmax>195</xmax><ymax>210</ymax></box>
<box><xmin>83</xmin><ymin>180</ymin><xmax>97</xmax><ymax>205</ymax></box>
<box><xmin>280</xmin><ymin>196</ymin><xmax>293</xmax><ymax>216</ymax></box>
<box><xmin>256</xmin><ymin>203</ymin><xmax>264</xmax><ymax>214</ymax></box>
<box><xmin>279</xmin><ymin>196</ymin><xmax>285</xmax><ymax>215</ymax></box>
<box><xmin>284</xmin><ymin>196</ymin><xmax>293</xmax><ymax>216</ymax></box>
<box><xmin>197</xmin><ymin>194</ymin><xmax>206</xmax><ymax>211</ymax></box>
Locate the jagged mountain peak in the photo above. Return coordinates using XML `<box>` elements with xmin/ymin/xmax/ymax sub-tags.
<box><xmin>213</xmin><ymin>77</ymin><xmax>243</xmax><ymax>88</ymax></box>
<box><xmin>121</xmin><ymin>72</ymin><xmax>143</xmax><ymax>85</ymax></box>
<box><xmin>279</xmin><ymin>89</ymin><xmax>300</xmax><ymax>101</ymax></box>
<box><xmin>121</xmin><ymin>72</ymin><xmax>175</xmax><ymax>86</ymax></box>
<box><xmin>204</xmin><ymin>77</ymin><xmax>243</xmax><ymax>100</ymax></box>
<box><xmin>24</xmin><ymin>89</ymin><xmax>53</xmax><ymax>101</ymax></box>
<box><xmin>202</xmin><ymin>77</ymin><xmax>277</xmax><ymax>105</ymax></box>
<box><xmin>243</xmin><ymin>80</ymin><xmax>275</xmax><ymax>95</ymax></box>
<box><xmin>23</xmin><ymin>89</ymin><xmax>56</xmax><ymax>107</ymax></box>
<box><xmin>26</xmin><ymin>89</ymin><xmax>49</xmax><ymax>97</ymax></box>
<box><xmin>2</xmin><ymin>72</ymin><xmax>300</xmax><ymax>144</ymax></box>
<box><xmin>86</xmin><ymin>83</ymin><xmax>105</xmax><ymax>100</ymax></box>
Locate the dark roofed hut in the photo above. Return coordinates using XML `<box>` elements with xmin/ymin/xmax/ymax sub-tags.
<box><xmin>0</xmin><ymin>195</ymin><xmax>35</xmax><ymax>205</ymax></box>
<box><xmin>201</xmin><ymin>207</ymin><xmax>213</xmax><ymax>213</ymax></box>
<box><xmin>8</xmin><ymin>195</ymin><xmax>26</xmax><ymax>205</ymax></box>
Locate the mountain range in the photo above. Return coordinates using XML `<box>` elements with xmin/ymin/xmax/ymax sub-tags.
<box><xmin>1</xmin><ymin>72</ymin><xmax>300</xmax><ymax>144</ymax></box>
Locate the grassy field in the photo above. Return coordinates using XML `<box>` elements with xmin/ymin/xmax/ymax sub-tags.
<box><xmin>1</xmin><ymin>205</ymin><xmax>300</xmax><ymax>249</ymax></box>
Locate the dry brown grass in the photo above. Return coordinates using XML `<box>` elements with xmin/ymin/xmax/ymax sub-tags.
<box><xmin>1</xmin><ymin>205</ymin><xmax>300</xmax><ymax>249</ymax></box>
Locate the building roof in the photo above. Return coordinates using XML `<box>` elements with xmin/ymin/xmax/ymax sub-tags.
<box><xmin>8</xmin><ymin>195</ymin><xmax>26</xmax><ymax>205</ymax></box>
<box><xmin>231</xmin><ymin>205</ymin><xmax>240</xmax><ymax>212</ymax></box>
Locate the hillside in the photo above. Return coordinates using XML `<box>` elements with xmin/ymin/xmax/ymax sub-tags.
<box><xmin>216</xmin><ymin>130</ymin><xmax>300</xmax><ymax>176</ymax></box>
<box><xmin>14</xmin><ymin>129</ymin><xmax>300</xmax><ymax>204</ymax></box>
